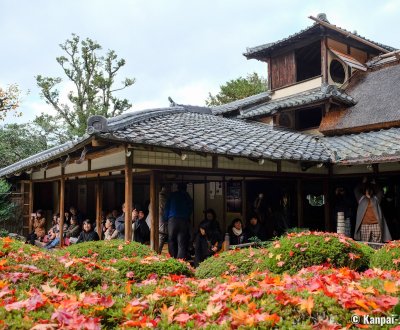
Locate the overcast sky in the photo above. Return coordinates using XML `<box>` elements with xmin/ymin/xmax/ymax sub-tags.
<box><xmin>1</xmin><ymin>0</ymin><xmax>399</xmax><ymax>124</ymax></box>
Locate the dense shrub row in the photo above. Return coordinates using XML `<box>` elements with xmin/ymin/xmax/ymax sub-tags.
<box><xmin>196</xmin><ymin>231</ymin><xmax>375</xmax><ymax>277</ymax></box>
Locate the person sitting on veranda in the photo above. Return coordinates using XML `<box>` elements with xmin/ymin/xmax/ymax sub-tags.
<box><xmin>44</xmin><ymin>215</ymin><xmax>72</xmax><ymax>249</ymax></box>
<box><xmin>228</xmin><ymin>218</ymin><xmax>245</xmax><ymax>246</ymax></box>
<box><xmin>76</xmin><ymin>220</ymin><xmax>100</xmax><ymax>244</ymax></box>
<box><xmin>45</xmin><ymin>216</ymin><xmax>81</xmax><ymax>250</ymax></box>
<box><xmin>194</xmin><ymin>221</ymin><xmax>222</xmax><ymax>267</ymax></box>
<box><xmin>104</xmin><ymin>216</ymin><xmax>119</xmax><ymax>240</ymax></box>
<box><xmin>26</xmin><ymin>209</ymin><xmax>47</xmax><ymax>245</ymax></box>
<box><xmin>133</xmin><ymin>208</ymin><xmax>150</xmax><ymax>244</ymax></box>
<box><xmin>44</xmin><ymin>213</ymin><xmax>59</xmax><ymax>244</ymax></box>
<box><xmin>244</xmin><ymin>214</ymin><xmax>266</xmax><ymax>243</ymax></box>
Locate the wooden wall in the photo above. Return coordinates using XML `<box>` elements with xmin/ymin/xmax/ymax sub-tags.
<box><xmin>271</xmin><ymin>51</ymin><xmax>296</xmax><ymax>89</ymax></box>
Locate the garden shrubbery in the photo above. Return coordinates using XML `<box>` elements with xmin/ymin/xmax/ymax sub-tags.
<box><xmin>259</xmin><ymin>231</ymin><xmax>373</xmax><ymax>274</ymax></box>
<box><xmin>57</xmin><ymin>239</ymin><xmax>154</xmax><ymax>259</ymax></box>
<box><xmin>196</xmin><ymin>231</ymin><xmax>374</xmax><ymax>278</ymax></box>
<box><xmin>195</xmin><ymin>247</ymin><xmax>268</xmax><ymax>278</ymax></box>
<box><xmin>370</xmin><ymin>240</ymin><xmax>400</xmax><ymax>271</ymax></box>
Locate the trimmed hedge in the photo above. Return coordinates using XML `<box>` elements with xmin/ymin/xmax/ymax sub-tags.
<box><xmin>260</xmin><ymin>231</ymin><xmax>373</xmax><ymax>274</ymax></box>
<box><xmin>56</xmin><ymin>239</ymin><xmax>154</xmax><ymax>259</ymax></box>
<box><xmin>195</xmin><ymin>247</ymin><xmax>268</xmax><ymax>278</ymax></box>
<box><xmin>370</xmin><ymin>240</ymin><xmax>400</xmax><ymax>271</ymax></box>
<box><xmin>196</xmin><ymin>231</ymin><xmax>374</xmax><ymax>278</ymax></box>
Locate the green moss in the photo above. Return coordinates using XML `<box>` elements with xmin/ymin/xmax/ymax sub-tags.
<box><xmin>370</xmin><ymin>241</ymin><xmax>400</xmax><ymax>271</ymax></box>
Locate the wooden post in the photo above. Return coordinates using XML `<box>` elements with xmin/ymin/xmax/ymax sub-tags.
<box><xmin>95</xmin><ymin>178</ymin><xmax>103</xmax><ymax>239</ymax></box>
<box><xmin>297</xmin><ymin>179</ymin><xmax>304</xmax><ymax>227</ymax></box>
<box><xmin>124</xmin><ymin>147</ymin><xmax>133</xmax><ymax>241</ymax></box>
<box><xmin>222</xmin><ymin>177</ymin><xmax>227</xmax><ymax>233</ymax></box>
<box><xmin>59</xmin><ymin>168</ymin><xmax>65</xmax><ymax>247</ymax></box>
<box><xmin>321</xmin><ymin>35</ymin><xmax>328</xmax><ymax>84</ymax></box>
<box><xmin>323</xmin><ymin>179</ymin><xmax>330</xmax><ymax>231</ymax></box>
<box><xmin>242</xmin><ymin>178</ymin><xmax>247</xmax><ymax>221</ymax></box>
<box><xmin>28</xmin><ymin>178</ymin><xmax>34</xmax><ymax>233</ymax></box>
<box><xmin>150</xmin><ymin>171</ymin><xmax>159</xmax><ymax>252</ymax></box>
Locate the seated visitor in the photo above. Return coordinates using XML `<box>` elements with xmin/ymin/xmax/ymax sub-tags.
<box><xmin>65</xmin><ymin>216</ymin><xmax>81</xmax><ymax>244</ymax></box>
<box><xmin>26</xmin><ymin>209</ymin><xmax>47</xmax><ymax>245</ymax></box>
<box><xmin>76</xmin><ymin>220</ymin><xmax>100</xmax><ymax>243</ymax></box>
<box><xmin>244</xmin><ymin>214</ymin><xmax>266</xmax><ymax>242</ymax></box>
<box><xmin>228</xmin><ymin>218</ymin><xmax>245</xmax><ymax>246</ymax></box>
<box><xmin>133</xmin><ymin>208</ymin><xmax>150</xmax><ymax>244</ymax></box>
<box><xmin>194</xmin><ymin>221</ymin><xmax>221</xmax><ymax>267</ymax></box>
<box><xmin>44</xmin><ymin>215</ymin><xmax>69</xmax><ymax>249</ymax></box>
<box><xmin>104</xmin><ymin>216</ymin><xmax>118</xmax><ymax>240</ymax></box>
<box><xmin>44</xmin><ymin>213</ymin><xmax>59</xmax><ymax>243</ymax></box>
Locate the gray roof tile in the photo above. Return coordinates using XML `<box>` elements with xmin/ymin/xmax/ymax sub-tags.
<box><xmin>239</xmin><ymin>85</ymin><xmax>355</xmax><ymax>119</ymax></box>
<box><xmin>211</xmin><ymin>91</ymin><xmax>271</xmax><ymax>115</ymax></box>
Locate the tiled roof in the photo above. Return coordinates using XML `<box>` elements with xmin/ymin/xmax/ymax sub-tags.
<box><xmin>239</xmin><ymin>85</ymin><xmax>355</xmax><ymax>119</ymax></box>
<box><xmin>320</xmin><ymin>64</ymin><xmax>400</xmax><ymax>134</ymax></box>
<box><xmin>100</xmin><ymin>108</ymin><xmax>330</xmax><ymax>162</ymax></box>
<box><xmin>323</xmin><ymin>128</ymin><xmax>400</xmax><ymax>164</ymax></box>
<box><xmin>0</xmin><ymin>136</ymin><xmax>90</xmax><ymax>177</ymax></box>
<box><xmin>211</xmin><ymin>91</ymin><xmax>271</xmax><ymax>115</ymax></box>
<box><xmin>244</xmin><ymin>22</ymin><xmax>396</xmax><ymax>59</ymax></box>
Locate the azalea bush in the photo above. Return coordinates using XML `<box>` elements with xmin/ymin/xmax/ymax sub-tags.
<box><xmin>370</xmin><ymin>240</ymin><xmax>400</xmax><ymax>271</ymax></box>
<box><xmin>259</xmin><ymin>231</ymin><xmax>373</xmax><ymax>274</ymax></box>
<box><xmin>2</xmin><ymin>235</ymin><xmax>400</xmax><ymax>329</ymax></box>
<box><xmin>57</xmin><ymin>239</ymin><xmax>154</xmax><ymax>259</ymax></box>
<box><xmin>195</xmin><ymin>247</ymin><xmax>268</xmax><ymax>278</ymax></box>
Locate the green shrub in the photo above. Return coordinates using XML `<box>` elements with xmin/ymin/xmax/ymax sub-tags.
<box><xmin>114</xmin><ymin>256</ymin><xmax>193</xmax><ymax>281</ymax></box>
<box><xmin>370</xmin><ymin>240</ymin><xmax>400</xmax><ymax>270</ymax></box>
<box><xmin>195</xmin><ymin>247</ymin><xmax>267</xmax><ymax>278</ymax></box>
<box><xmin>259</xmin><ymin>231</ymin><xmax>373</xmax><ymax>274</ymax></box>
<box><xmin>57</xmin><ymin>239</ymin><xmax>155</xmax><ymax>259</ymax></box>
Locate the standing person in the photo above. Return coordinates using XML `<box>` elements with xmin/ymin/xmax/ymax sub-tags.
<box><xmin>354</xmin><ymin>177</ymin><xmax>391</xmax><ymax>243</ymax></box>
<box><xmin>76</xmin><ymin>220</ymin><xmax>100</xmax><ymax>243</ymax></box>
<box><xmin>164</xmin><ymin>183</ymin><xmax>193</xmax><ymax>259</ymax></box>
<box><xmin>26</xmin><ymin>210</ymin><xmax>47</xmax><ymax>245</ymax></box>
<box><xmin>253</xmin><ymin>193</ymin><xmax>268</xmax><ymax>224</ymax></box>
<box><xmin>158</xmin><ymin>185</ymin><xmax>170</xmax><ymax>253</ymax></box>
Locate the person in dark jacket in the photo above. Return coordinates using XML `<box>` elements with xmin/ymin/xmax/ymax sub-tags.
<box><xmin>76</xmin><ymin>220</ymin><xmax>99</xmax><ymax>243</ymax></box>
<box><xmin>115</xmin><ymin>203</ymin><xmax>126</xmax><ymax>239</ymax></box>
<box><xmin>244</xmin><ymin>214</ymin><xmax>265</xmax><ymax>242</ymax></box>
<box><xmin>228</xmin><ymin>218</ymin><xmax>245</xmax><ymax>245</ymax></box>
<box><xmin>164</xmin><ymin>183</ymin><xmax>193</xmax><ymax>259</ymax></box>
<box><xmin>133</xmin><ymin>209</ymin><xmax>150</xmax><ymax>244</ymax></box>
<box><xmin>194</xmin><ymin>222</ymin><xmax>220</xmax><ymax>267</ymax></box>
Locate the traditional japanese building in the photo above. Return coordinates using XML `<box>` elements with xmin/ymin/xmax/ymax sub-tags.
<box><xmin>1</xmin><ymin>14</ymin><xmax>400</xmax><ymax>248</ymax></box>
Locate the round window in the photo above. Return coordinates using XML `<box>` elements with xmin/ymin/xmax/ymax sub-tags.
<box><xmin>329</xmin><ymin>59</ymin><xmax>346</xmax><ymax>84</ymax></box>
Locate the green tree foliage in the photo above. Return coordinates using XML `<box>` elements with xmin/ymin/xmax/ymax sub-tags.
<box><xmin>0</xmin><ymin>124</ymin><xmax>47</xmax><ymax>169</ymax></box>
<box><xmin>0</xmin><ymin>84</ymin><xmax>21</xmax><ymax>120</ymax></box>
<box><xmin>206</xmin><ymin>72</ymin><xmax>267</xmax><ymax>106</ymax></box>
<box><xmin>0</xmin><ymin>180</ymin><xmax>16</xmax><ymax>226</ymax></box>
<box><xmin>36</xmin><ymin>34</ymin><xmax>135</xmax><ymax>139</ymax></box>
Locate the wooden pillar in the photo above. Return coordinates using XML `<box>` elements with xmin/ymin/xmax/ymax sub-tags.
<box><xmin>150</xmin><ymin>171</ymin><xmax>159</xmax><ymax>252</ymax></box>
<box><xmin>323</xmin><ymin>179</ymin><xmax>330</xmax><ymax>232</ymax></box>
<box><xmin>297</xmin><ymin>179</ymin><xmax>304</xmax><ymax>227</ymax></box>
<box><xmin>321</xmin><ymin>34</ymin><xmax>328</xmax><ymax>84</ymax></box>
<box><xmin>59</xmin><ymin>169</ymin><xmax>65</xmax><ymax>247</ymax></box>
<box><xmin>242</xmin><ymin>178</ymin><xmax>247</xmax><ymax>221</ymax></box>
<box><xmin>222</xmin><ymin>177</ymin><xmax>227</xmax><ymax>232</ymax></box>
<box><xmin>95</xmin><ymin>178</ymin><xmax>103</xmax><ymax>239</ymax></box>
<box><xmin>124</xmin><ymin>147</ymin><xmax>133</xmax><ymax>241</ymax></box>
<box><xmin>28</xmin><ymin>178</ymin><xmax>34</xmax><ymax>233</ymax></box>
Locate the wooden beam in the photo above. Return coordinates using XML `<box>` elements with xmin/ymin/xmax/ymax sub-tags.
<box><xmin>124</xmin><ymin>147</ymin><xmax>133</xmax><ymax>241</ymax></box>
<box><xmin>309</xmin><ymin>15</ymin><xmax>389</xmax><ymax>54</ymax></box>
<box><xmin>321</xmin><ymin>35</ymin><xmax>328</xmax><ymax>84</ymax></box>
<box><xmin>59</xmin><ymin>167</ymin><xmax>65</xmax><ymax>247</ymax></box>
<box><xmin>242</xmin><ymin>179</ymin><xmax>247</xmax><ymax>221</ymax></box>
<box><xmin>150</xmin><ymin>171</ymin><xmax>160</xmax><ymax>252</ymax></box>
<box><xmin>95</xmin><ymin>178</ymin><xmax>103</xmax><ymax>239</ymax></box>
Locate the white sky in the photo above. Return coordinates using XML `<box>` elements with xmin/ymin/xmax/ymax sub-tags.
<box><xmin>1</xmin><ymin>0</ymin><xmax>399</xmax><ymax>124</ymax></box>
